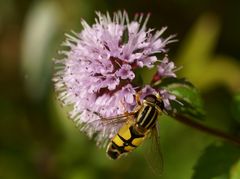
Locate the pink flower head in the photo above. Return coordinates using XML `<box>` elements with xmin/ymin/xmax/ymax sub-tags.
<box><xmin>157</xmin><ymin>55</ymin><xmax>177</xmax><ymax>78</ymax></box>
<box><xmin>53</xmin><ymin>11</ymin><xmax>177</xmax><ymax>146</ymax></box>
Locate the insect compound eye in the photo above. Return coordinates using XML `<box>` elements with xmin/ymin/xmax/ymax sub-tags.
<box><xmin>156</xmin><ymin>100</ymin><xmax>164</xmax><ymax>110</ymax></box>
<box><xmin>144</xmin><ymin>95</ymin><xmax>157</xmax><ymax>103</ymax></box>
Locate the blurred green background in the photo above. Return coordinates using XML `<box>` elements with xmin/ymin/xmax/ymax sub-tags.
<box><xmin>1</xmin><ymin>0</ymin><xmax>240</xmax><ymax>179</ymax></box>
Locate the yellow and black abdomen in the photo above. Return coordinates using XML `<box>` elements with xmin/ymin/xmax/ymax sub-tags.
<box><xmin>106</xmin><ymin>121</ymin><xmax>146</xmax><ymax>160</ymax></box>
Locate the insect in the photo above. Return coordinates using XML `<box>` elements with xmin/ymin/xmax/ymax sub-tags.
<box><xmin>105</xmin><ymin>93</ymin><xmax>165</xmax><ymax>161</ymax></box>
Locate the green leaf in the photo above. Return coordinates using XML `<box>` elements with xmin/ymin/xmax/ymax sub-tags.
<box><xmin>231</xmin><ymin>93</ymin><xmax>240</xmax><ymax>125</ymax></box>
<box><xmin>231</xmin><ymin>160</ymin><xmax>240</xmax><ymax>179</ymax></box>
<box><xmin>21</xmin><ymin>1</ymin><xmax>62</xmax><ymax>101</ymax></box>
<box><xmin>132</xmin><ymin>68</ymin><xmax>144</xmax><ymax>86</ymax></box>
<box><xmin>193</xmin><ymin>143</ymin><xmax>240</xmax><ymax>179</ymax></box>
<box><xmin>176</xmin><ymin>13</ymin><xmax>240</xmax><ymax>91</ymax></box>
<box><xmin>156</xmin><ymin>77</ymin><xmax>205</xmax><ymax>120</ymax></box>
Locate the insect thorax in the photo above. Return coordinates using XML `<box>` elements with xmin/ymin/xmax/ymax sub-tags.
<box><xmin>136</xmin><ymin>104</ymin><xmax>159</xmax><ymax>131</ymax></box>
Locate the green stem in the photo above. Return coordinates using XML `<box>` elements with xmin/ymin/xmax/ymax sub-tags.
<box><xmin>175</xmin><ymin>114</ymin><xmax>240</xmax><ymax>146</ymax></box>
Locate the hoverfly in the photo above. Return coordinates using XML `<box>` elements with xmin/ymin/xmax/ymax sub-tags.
<box><xmin>101</xmin><ymin>93</ymin><xmax>165</xmax><ymax>174</ymax></box>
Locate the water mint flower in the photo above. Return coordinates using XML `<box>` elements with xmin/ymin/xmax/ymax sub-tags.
<box><xmin>53</xmin><ymin>11</ymin><xmax>177</xmax><ymax>146</ymax></box>
<box><xmin>157</xmin><ymin>56</ymin><xmax>177</xmax><ymax>78</ymax></box>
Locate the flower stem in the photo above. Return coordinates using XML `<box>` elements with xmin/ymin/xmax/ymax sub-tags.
<box><xmin>174</xmin><ymin>114</ymin><xmax>240</xmax><ymax>146</ymax></box>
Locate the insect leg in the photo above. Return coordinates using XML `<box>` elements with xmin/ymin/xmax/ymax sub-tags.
<box><xmin>135</xmin><ymin>92</ymin><xmax>142</xmax><ymax>106</ymax></box>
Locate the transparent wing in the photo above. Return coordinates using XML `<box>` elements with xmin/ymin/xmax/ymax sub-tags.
<box><xmin>143</xmin><ymin>124</ymin><xmax>164</xmax><ymax>176</ymax></box>
<box><xmin>81</xmin><ymin>112</ymin><xmax>135</xmax><ymax>147</ymax></box>
<box><xmin>89</xmin><ymin>110</ymin><xmax>136</xmax><ymax>127</ymax></box>
<box><xmin>101</xmin><ymin>112</ymin><xmax>135</xmax><ymax>126</ymax></box>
